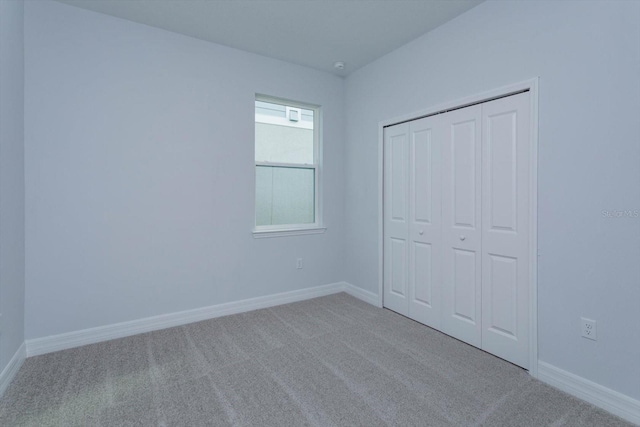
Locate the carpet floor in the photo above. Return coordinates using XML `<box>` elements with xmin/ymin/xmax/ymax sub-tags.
<box><xmin>0</xmin><ymin>293</ymin><xmax>633</xmax><ymax>427</ymax></box>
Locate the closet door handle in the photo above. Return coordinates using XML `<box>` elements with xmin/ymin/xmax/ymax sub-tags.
<box><xmin>460</xmin><ymin>235</ymin><xmax>466</xmax><ymax>241</ymax></box>
<box><xmin>419</xmin><ymin>230</ymin><xmax>424</xmax><ymax>235</ymax></box>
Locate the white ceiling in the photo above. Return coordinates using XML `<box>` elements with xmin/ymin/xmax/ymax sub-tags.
<box><xmin>55</xmin><ymin>0</ymin><xmax>483</xmax><ymax>76</ymax></box>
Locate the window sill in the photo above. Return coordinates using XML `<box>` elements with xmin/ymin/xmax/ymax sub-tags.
<box><xmin>252</xmin><ymin>227</ymin><xmax>327</xmax><ymax>239</ymax></box>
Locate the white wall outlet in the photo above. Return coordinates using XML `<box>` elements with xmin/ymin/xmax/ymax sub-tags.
<box><xmin>296</xmin><ymin>258</ymin><xmax>303</xmax><ymax>269</ymax></box>
<box><xmin>581</xmin><ymin>317</ymin><xmax>597</xmax><ymax>341</ymax></box>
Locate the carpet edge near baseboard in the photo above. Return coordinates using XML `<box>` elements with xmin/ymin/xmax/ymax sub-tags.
<box><xmin>0</xmin><ymin>342</ymin><xmax>26</xmax><ymax>399</ymax></box>
<box><xmin>25</xmin><ymin>281</ymin><xmax>376</xmax><ymax>358</ymax></box>
<box><xmin>537</xmin><ymin>361</ymin><xmax>640</xmax><ymax>425</ymax></box>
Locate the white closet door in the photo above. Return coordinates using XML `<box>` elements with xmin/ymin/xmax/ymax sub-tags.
<box><xmin>383</xmin><ymin>123</ymin><xmax>410</xmax><ymax>316</ymax></box>
<box><xmin>481</xmin><ymin>92</ymin><xmax>530</xmax><ymax>368</ymax></box>
<box><xmin>408</xmin><ymin>116</ymin><xmax>442</xmax><ymax>328</ymax></box>
<box><xmin>441</xmin><ymin>105</ymin><xmax>483</xmax><ymax>347</ymax></box>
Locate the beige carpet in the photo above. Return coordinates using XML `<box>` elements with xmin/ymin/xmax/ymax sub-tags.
<box><xmin>0</xmin><ymin>293</ymin><xmax>633</xmax><ymax>426</ymax></box>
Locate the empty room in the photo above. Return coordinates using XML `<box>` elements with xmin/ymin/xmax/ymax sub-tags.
<box><xmin>0</xmin><ymin>0</ymin><xmax>639</xmax><ymax>425</ymax></box>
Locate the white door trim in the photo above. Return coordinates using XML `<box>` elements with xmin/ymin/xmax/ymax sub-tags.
<box><xmin>377</xmin><ymin>78</ymin><xmax>539</xmax><ymax>378</ymax></box>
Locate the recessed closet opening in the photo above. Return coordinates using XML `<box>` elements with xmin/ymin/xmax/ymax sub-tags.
<box><xmin>378</xmin><ymin>80</ymin><xmax>539</xmax><ymax>372</ymax></box>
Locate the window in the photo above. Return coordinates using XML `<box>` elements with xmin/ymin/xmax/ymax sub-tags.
<box><xmin>253</xmin><ymin>96</ymin><xmax>324</xmax><ymax>237</ymax></box>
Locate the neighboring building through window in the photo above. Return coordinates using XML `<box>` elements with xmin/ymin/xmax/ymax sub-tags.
<box><xmin>254</xmin><ymin>97</ymin><xmax>320</xmax><ymax>232</ymax></box>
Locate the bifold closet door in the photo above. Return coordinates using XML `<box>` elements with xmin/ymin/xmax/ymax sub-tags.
<box><xmin>384</xmin><ymin>116</ymin><xmax>442</xmax><ymax>325</ymax></box>
<box><xmin>407</xmin><ymin>116</ymin><xmax>442</xmax><ymax>328</ymax></box>
<box><xmin>481</xmin><ymin>92</ymin><xmax>530</xmax><ymax>369</ymax></box>
<box><xmin>441</xmin><ymin>105</ymin><xmax>483</xmax><ymax>348</ymax></box>
<box><xmin>383</xmin><ymin>123</ymin><xmax>410</xmax><ymax>316</ymax></box>
<box><xmin>383</xmin><ymin>91</ymin><xmax>531</xmax><ymax>369</ymax></box>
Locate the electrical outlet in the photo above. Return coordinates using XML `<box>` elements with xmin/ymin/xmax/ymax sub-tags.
<box><xmin>581</xmin><ymin>317</ymin><xmax>597</xmax><ymax>341</ymax></box>
<box><xmin>296</xmin><ymin>258</ymin><xmax>303</xmax><ymax>269</ymax></box>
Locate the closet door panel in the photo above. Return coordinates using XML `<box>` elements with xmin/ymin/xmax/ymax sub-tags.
<box><xmin>452</xmin><ymin>122</ymin><xmax>478</xmax><ymax>228</ymax></box>
<box><xmin>481</xmin><ymin>92</ymin><xmax>530</xmax><ymax>368</ymax></box>
<box><xmin>452</xmin><ymin>248</ymin><xmax>478</xmax><ymax>321</ymax></box>
<box><xmin>383</xmin><ymin>92</ymin><xmax>532</xmax><ymax>370</ymax></box>
<box><xmin>441</xmin><ymin>105</ymin><xmax>482</xmax><ymax>347</ymax></box>
<box><xmin>383</xmin><ymin>123</ymin><xmax>410</xmax><ymax>315</ymax></box>
<box><xmin>408</xmin><ymin>116</ymin><xmax>442</xmax><ymax>328</ymax></box>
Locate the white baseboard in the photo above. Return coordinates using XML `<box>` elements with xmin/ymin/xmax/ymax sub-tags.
<box><xmin>0</xmin><ymin>342</ymin><xmax>26</xmax><ymax>398</ymax></box>
<box><xmin>342</xmin><ymin>282</ymin><xmax>379</xmax><ymax>306</ymax></box>
<box><xmin>26</xmin><ymin>282</ymin><xmax>348</xmax><ymax>357</ymax></box>
<box><xmin>538</xmin><ymin>361</ymin><xmax>640</xmax><ymax>425</ymax></box>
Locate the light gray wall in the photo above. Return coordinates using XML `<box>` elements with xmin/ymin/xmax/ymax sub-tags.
<box><xmin>0</xmin><ymin>0</ymin><xmax>26</xmax><ymax>370</ymax></box>
<box><xmin>344</xmin><ymin>0</ymin><xmax>640</xmax><ymax>400</ymax></box>
<box><xmin>24</xmin><ymin>1</ymin><xmax>345</xmax><ymax>339</ymax></box>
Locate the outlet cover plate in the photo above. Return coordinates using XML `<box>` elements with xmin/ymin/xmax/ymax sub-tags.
<box><xmin>581</xmin><ymin>317</ymin><xmax>597</xmax><ymax>341</ymax></box>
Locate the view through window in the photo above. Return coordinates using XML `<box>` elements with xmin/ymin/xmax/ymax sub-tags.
<box><xmin>255</xmin><ymin>98</ymin><xmax>319</xmax><ymax>229</ymax></box>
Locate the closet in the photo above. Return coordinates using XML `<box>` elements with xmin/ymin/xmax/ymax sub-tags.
<box><xmin>383</xmin><ymin>91</ymin><xmax>531</xmax><ymax>369</ymax></box>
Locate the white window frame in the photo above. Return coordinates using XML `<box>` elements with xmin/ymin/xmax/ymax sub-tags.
<box><xmin>253</xmin><ymin>95</ymin><xmax>325</xmax><ymax>238</ymax></box>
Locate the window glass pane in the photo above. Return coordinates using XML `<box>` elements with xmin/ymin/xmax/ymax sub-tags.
<box><xmin>255</xmin><ymin>100</ymin><xmax>314</xmax><ymax>123</ymax></box>
<box><xmin>255</xmin><ymin>100</ymin><xmax>286</xmax><ymax>119</ymax></box>
<box><xmin>255</xmin><ymin>123</ymin><xmax>314</xmax><ymax>164</ymax></box>
<box><xmin>300</xmin><ymin>109</ymin><xmax>314</xmax><ymax>123</ymax></box>
<box><xmin>256</xmin><ymin>166</ymin><xmax>315</xmax><ymax>226</ymax></box>
<box><xmin>255</xmin><ymin>100</ymin><xmax>314</xmax><ymax>164</ymax></box>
